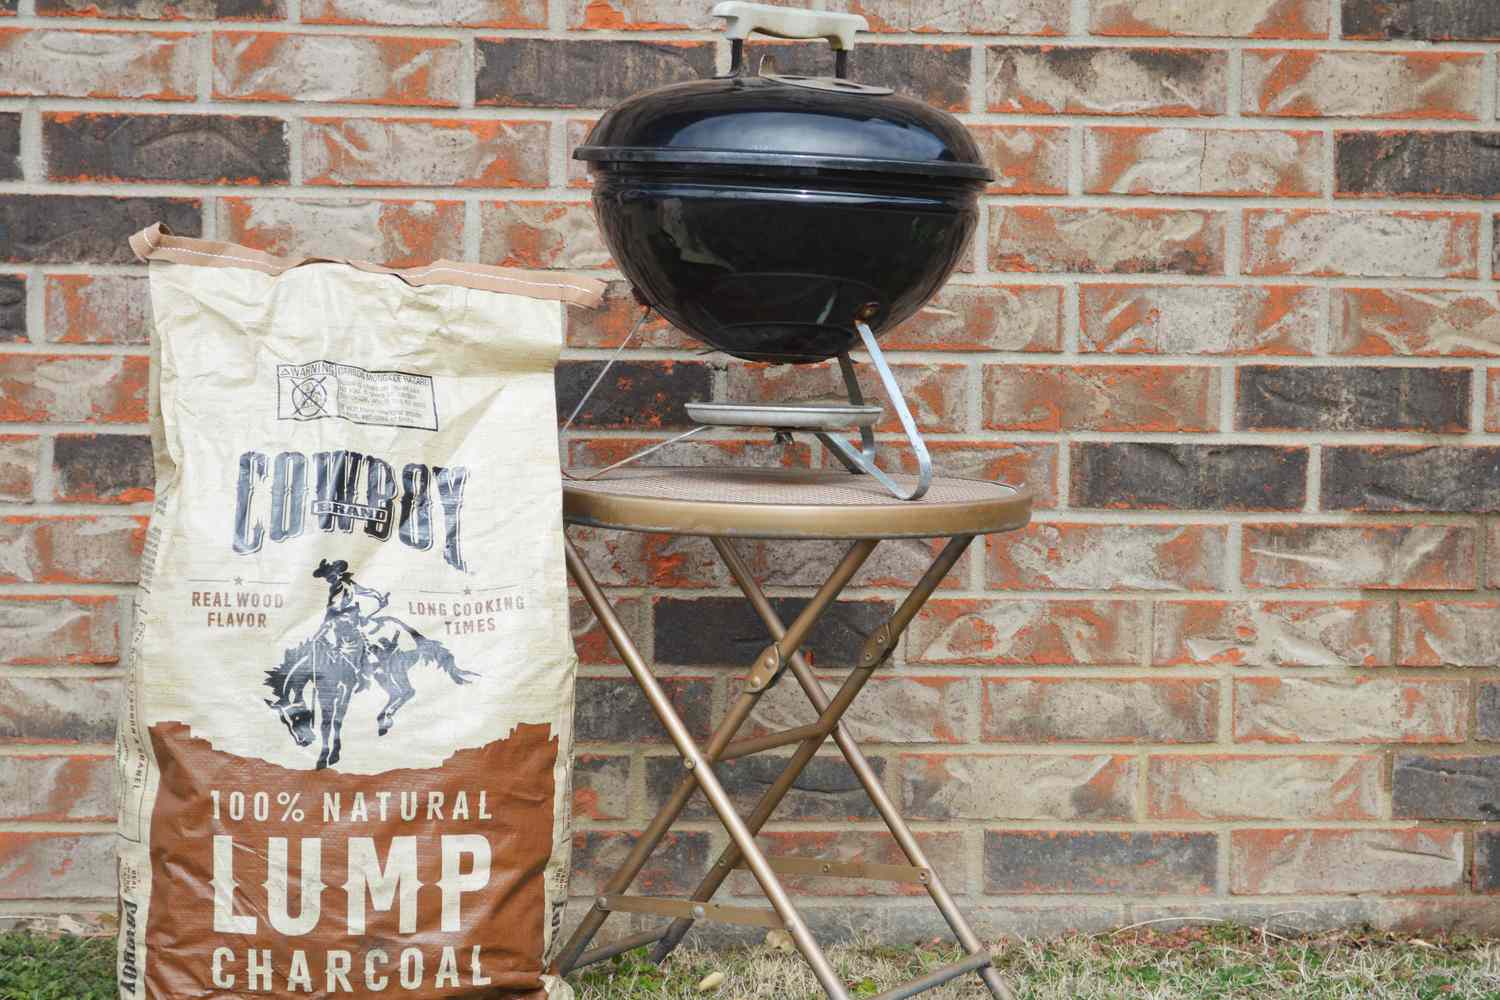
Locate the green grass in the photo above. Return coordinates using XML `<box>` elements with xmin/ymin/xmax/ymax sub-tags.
<box><xmin>4</xmin><ymin>924</ymin><xmax>1500</xmax><ymax>999</ymax></box>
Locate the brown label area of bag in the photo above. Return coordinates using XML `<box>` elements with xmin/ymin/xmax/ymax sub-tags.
<box><xmin>145</xmin><ymin>721</ymin><xmax>555</xmax><ymax>999</ymax></box>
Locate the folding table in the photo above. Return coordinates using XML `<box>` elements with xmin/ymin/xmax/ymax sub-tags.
<box><xmin>552</xmin><ymin>467</ymin><xmax>1032</xmax><ymax>1000</ymax></box>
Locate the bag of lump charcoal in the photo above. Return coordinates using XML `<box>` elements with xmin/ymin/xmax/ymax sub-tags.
<box><xmin>115</xmin><ymin>224</ymin><xmax>603</xmax><ymax>1000</ymax></box>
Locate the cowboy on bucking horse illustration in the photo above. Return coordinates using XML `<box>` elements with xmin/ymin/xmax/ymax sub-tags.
<box><xmin>264</xmin><ymin>559</ymin><xmax>478</xmax><ymax>769</ymax></box>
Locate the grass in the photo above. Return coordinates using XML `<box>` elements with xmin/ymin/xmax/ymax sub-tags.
<box><xmin>3</xmin><ymin>924</ymin><xmax>1500</xmax><ymax>999</ymax></box>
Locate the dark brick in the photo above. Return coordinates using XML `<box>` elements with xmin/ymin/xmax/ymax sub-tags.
<box><xmin>1479</xmin><ymin>682</ymin><xmax>1500</xmax><ymax>741</ymax></box>
<box><xmin>0</xmin><ymin>678</ymin><xmax>118</xmax><ymax>744</ymax></box>
<box><xmin>1323</xmin><ymin>446</ymin><xmax>1500</xmax><ymax>512</ymax></box>
<box><xmin>574</xmin><ymin>675</ymin><xmax>712</xmax><ymax>744</ymax></box>
<box><xmin>1237</xmin><ymin>365</ymin><xmax>1470</xmax><ymax>432</ymax></box>
<box><xmin>1393</xmin><ymin>754</ymin><xmax>1500</xmax><ymax>820</ymax></box>
<box><xmin>653</xmin><ymin>596</ymin><xmax>893</xmax><ymax>668</ymax></box>
<box><xmin>1336</xmin><ymin>131</ymin><xmax>1500</xmax><ymax>199</ymax></box>
<box><xmin>52</xmin><ymin>434</ymin><xmax>153</xmax><ymax>503</ymax></box>
<box><xmin>45</xmin><ymin>113</ymin><xmax>289</xmax><ymax>185</ymax></box>
<box><xmin>476</xmin><ymin>39</ymin><xmax>714</xmax><ymax>108</ymax></box>
<box><xmin>37</xmin><ymin>0</ymin><xmax>283</xmax><ymax>15</ymax></box>
<box><xmin>644</xmin><ymin>754</ymin><xmax>885</xmax><ymax>822</ymax></box>
<box><xmin>0</xmin><ymin>195</ymin><xmax>200</xmax><ymax>264</ymax></box>
<box><xmin>0</xmin><ymin>0</ymin><xmax>14</xmax><ymax>12</ymax></box>
<box><xmin>1071</xmin><ymin>442</ymin><xmax>1308</xmax><ymax>511</ymax></box>
<box><xmin>744</xmin><ymin>41</ymin><xmax>970</xmax><ymax>112</ymax></box>
<box><xmin>555</xmin><ymin>360</ymin><xmax>713</xmax><ymax>431</ymax></box>
<box><xmin>0</xmin><ymin>274</ymin><xmax>22</xmax><ymax>343</ymax></box>
<box><xmin>570</xmin><ymin>830</ymin><xmax>709</xmax><ymax>897</ymax></box>
<box><xmin>984</xmin><ymin>830</ymin><xmax>1217</xmax><ymax>894</ymax></box>
<box><xmin>1477</xmin><ymin>830</ymin><xmax>1500</xmax><ymax>892</ymax></box>
<box><xmin>1343</xmin><ymin>0</ymin><xmax>1500</xmax><ymax>40</ymax></box>
<box><xmin>0</xmin><ymin>113</ymin><xmax>18</xmax><ymax>181</ymax></box>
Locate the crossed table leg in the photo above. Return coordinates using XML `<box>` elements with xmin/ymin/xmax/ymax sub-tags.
<box><xmin>554</xmin><ymin>530</ymin><xmax>1013</xmax><ymax>1000</ymax></box>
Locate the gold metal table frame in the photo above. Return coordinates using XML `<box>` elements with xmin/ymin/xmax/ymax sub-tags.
<box><xmin>553</xmin><ymin>467</ymin><xmax>1032</xmax><ymax>1000</ymax></box>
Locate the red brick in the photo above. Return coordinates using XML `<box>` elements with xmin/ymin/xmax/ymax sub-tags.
<box><xmin>909</xmin><ymin>599</ymin><xmax>1144</xmax><ymax>666</ymax></box>
<box><xmin>983</xmin><ymin>364</ymin><xmax>1218</xmax><ymax>433</ymax></box>
<box><xmin>900</xmin><ymin>753</ymin><xmax>1136</xmax><ymax>821</ymax></box>
<box><xmin>1081</xmin><ymin>284</ymin><xmax>1321</xmax><ymax>355</ymax></box>
<box><xmin>0</xmin><ymin>833</ymin><xmax>115</xmax><ymax>899</ymax></box>
<box><xmin>728</xmin><ymin>830</ymin><xmax>965</xmax><ymax>897</ymax></box>
<box><xmin>0</xmin><ymin>434</ymin><xmax>36</xmax><ymax>501</ymax></box>
<box><xmin>1233</xmin><ymin>677</ymin><xmax>1467</xmax><ymax>744</ymax></box>
<box><xmin>1243</xmin><ymin>49</ymin><xmax>1482</xmax><ymax>120</ymax></box>
<box><xmin>43</xmin><ymin>275</ymin><xmax>150</xmax><ymax>345</ymax></box>
<box><xmin>303</xmin><ymin>0</ymin><xmax>543</xmax><ymax>26</ymax></box>
<box><xmin>987</xmin><ymin>522</ymin><xmax>1227</xmax><ymax>592</ymax></box>
<box><xmin>479</xmin><ymin>201</ymin><xmax>608</xmax><ymax>270</ymax></box>
<box><xmin>0</xmin><ymin>28</ymin><xmax>196</xmax><ymax>100</ymax></box>
<box><xmin>1245</xmin><ymin>210</ymin><xmax>1479</xmax><ymax>278</ymax></box>
<box><xmin>569</xmin><ymin>593</ymin><xmax>645</xmax><ymax>665</ymax></box>
<box><xmin>1399</xmin><ymin>600</ymin><xmax>1500</xmax><ymax>667</ymax></box>
<box><xmin>1149</xmin><ymin>754</ymin><xmax>1381</xmax><ymax>821</ymax></box>
<box><xmin>1154</xmin><ymin>600</ymin><xmax>1393</xmax><ymax>668</ymax></box>
<box><xmin>568</xmin><ymin>525</ymin><xmax>722</xmax><ymax>589</ymax></box>
<box><xmin>569</xmin><ymin>436</ymin><xmax>812</xmax><ymax>474</ymax></box>
<box><xmin>0</xmin><ymin>354</ymin><xmax>147</xmax><ymax>424</ymax></box>
<box><xmin>566</xmin><ymin>117</ymin><xmax>599</xmax><ymax>189</ymax></box>
<box><xmin>848</xmin><ymin>0</ymin><xmax>1068</xmax><ymax>34</ymax></box>
<box><xmin>746</xmin><ymin>675</ymin><xmax>973</xmax><ymax>745</ymax></box>
<box><xmin>570</xmin><ymin>830</ymin><xmax>708</xmax><ymax>897</ymax></box>
<box><xmin>1232</xmin><ymin>828</ymin><xmax>1462</xmax><ymax>895</ymax></box>
<box><xmin>982</xmin><ymin>678</ymin><xmax>1217</xmax><ymax>744</ymax></box>
<box><xmin>217</xmin><ymin>197</ymin><xmax>463</xmax><ymax>268</ymax></box>
<box><xmin>566</xmin><ymin>0</ymin><xmax>732</xmax><ymax>30</ymax></box>
<box><xmin>900</xmin><ymin>441</ymin><xmax>1058</xmax><ymax>509</ymax></box>
<box><xmin>565</xmin><ymin>280</ymin><xmax>693</xmax><ymax>350</ymax></box>
<box><xmin>1085</xmin><ymin>127</ymin><xmax>1322</xmax><ymax>197</ymax></box>
<box><xmin>882</xmin><ymin>283</ymin><xmax>1062</xmax><ymax>352</ymax></box>
<box><xmin>0</xmin><ymin>595</ymin><xmax>118</xmax><ymax>665</ymax></box>
<box><xmin>572</xmin><ymin>754</ymin><xmax>629</xmax><ymax>821</ymax></box>
<box><xmin>732</xmin><ymin>537</ymin><xmax>972</xmax><ymax>591</ymax></box>
<box><xmin>213</xmin><ymin>31</ymin><xmax>463</xmax><ymax>106</ymax></box>
<box><xmin>1092</xmin><ymin>0</ymin><xmax>1325</xmax><ymax>37</ymax></box>
<box><xmin>987</xmin><ymin>45</ymin><xmax>1227</xmax><ymax>116</ymax></box>
<box><xmin>969</xmin><ymin>125</ymin><xmax>1069</xmax><ymax>195</ymax></box>
<box><xmin>726</xmin><ymin>361</ymin><xmax>970</xmax><ymax>434</ymax></box>
<box><xmin>303</xmin><ymin>118</ymin><xmax>549</xmax><ymax>189</ymax></box>
<box><xmin>1241</xmin><ymin>523</ymin><xmax>1475</xmax><ymax>590</ymax></box>
<box><xmin>1335</xmin><ymin>288</ymin><xmax>1500</xmax><ymax>357</ymax></box>
<box><xmin>991</xmin><ymin>207</ymin><xmax>1226</xmax><ymax>275</ymax></box>
<box><xmin>0</xmin><ymin>515</ymin><xmax>146</xmax><ymax>584</ymax></box>
<box><xmin>0</xmin><ymin>755</ymin><xmax>114</xmax><ymax>821</ymax></box>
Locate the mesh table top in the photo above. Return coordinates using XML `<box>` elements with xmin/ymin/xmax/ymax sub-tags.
<box><xmin>563</xmin><ymin>467</ymin><xmax>1032</xmax><ymax>539</ymax></box>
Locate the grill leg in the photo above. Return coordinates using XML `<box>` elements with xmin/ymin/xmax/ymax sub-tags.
<box><xmin>553</xmin><ymin>533</ymin><xmax>876</xmax><ymax>1000</ymax></box>
<box><xmin>655</xmin><ymin>535</ymin><xmax>1014</xmax><ymax>1000</ymax></box>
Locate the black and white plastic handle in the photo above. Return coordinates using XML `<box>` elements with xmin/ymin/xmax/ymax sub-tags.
<box><xmin>713</xmin><ymin>2</ymin><xmax>869</xmax><ymax>77</ymax></box>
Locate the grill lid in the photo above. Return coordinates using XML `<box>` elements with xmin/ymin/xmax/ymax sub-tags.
<box><xmin>573</xmin><ymin>3</ymin><xmax>992</xmax><ymax>183</ymax></box>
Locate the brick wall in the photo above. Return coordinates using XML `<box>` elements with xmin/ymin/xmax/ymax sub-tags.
<box><xmin>4</xmin><ymin>0</ymin><xmax>1500</xmax><ymax>941</ymax></box>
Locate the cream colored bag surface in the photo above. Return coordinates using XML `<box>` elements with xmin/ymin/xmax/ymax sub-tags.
<box><xmin>116</xmin><ymin>225</ymin><xmax>603</xmax><ymax>1000</ymax></box>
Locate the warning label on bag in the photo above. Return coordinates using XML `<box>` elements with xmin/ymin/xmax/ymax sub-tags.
<box><xmin>277</xmin><ymin>361</ymin><xmax>438</xmax><ymax>431</ymax></box>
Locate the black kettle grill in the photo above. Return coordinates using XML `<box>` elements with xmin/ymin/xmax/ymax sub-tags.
<box><xmin>569</xmin><ymin>1</ymin><xmax>993</xmax><ymax>500</ymax></box>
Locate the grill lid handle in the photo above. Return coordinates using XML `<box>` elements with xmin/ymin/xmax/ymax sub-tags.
<box><xmin>712</xmin><ymin>2</ymin><xmax>868</xmax><ymax>51</ymax></box>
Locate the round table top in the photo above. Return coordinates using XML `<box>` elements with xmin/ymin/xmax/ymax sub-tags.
<box><xmin>562</xmin><ymin>467</ymin><xmax>1032</xmax><ymax>539</ymax></box>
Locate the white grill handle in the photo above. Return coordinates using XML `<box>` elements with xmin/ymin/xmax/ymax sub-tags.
<box><xmin>711</xmin><ymin>2</ymin><xmax>868</xmax><ymax>51</ymax></box>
